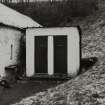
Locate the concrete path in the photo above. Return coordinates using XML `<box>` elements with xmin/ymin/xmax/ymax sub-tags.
<box><xmin>0</xmin><ymin>79</ymin><xmax>64</xmax><ymax>105</ymax></box>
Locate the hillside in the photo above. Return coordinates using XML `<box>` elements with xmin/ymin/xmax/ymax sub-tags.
<box><xmin>5</xmin><ymin>0</ymin><xmax>98</xmax><ymax>27</ymax></box>
<box><xmin>12</xmin><ymin>1</ymin><xmax>105</xmax><ymax>105</ymax></box>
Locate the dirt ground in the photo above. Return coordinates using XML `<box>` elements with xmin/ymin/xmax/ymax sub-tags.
<box><xmin>0</xmin><ymin>79</ymin><xmax>65</xmax><ymax>105</ymax></box>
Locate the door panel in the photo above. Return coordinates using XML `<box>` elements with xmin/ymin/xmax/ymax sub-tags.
<box><xmin>54</xmin><ymin>36</ymin><xmax>67</xmax><ymax>74</ymax></box>
<box><xmin>35</xmin><ymin>36</ymin><xmax>48</xmax><ymax>73</ymax></box>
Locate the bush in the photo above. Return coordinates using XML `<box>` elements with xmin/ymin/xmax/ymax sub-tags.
<box><xmin>65</xmin><ymin>0</ymin><xmax>98</xmax><ymax>17</ymax></box>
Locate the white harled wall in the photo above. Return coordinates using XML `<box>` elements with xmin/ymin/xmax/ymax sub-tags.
<box><xmin>0</xmin><ymin>26</ymin><xmax>23</xmax><ymax>77</ymax></box>
<box><xmin>26</xmin><ymin>27</ymin><xmax>80</xmax><ymax>77</ymax></box>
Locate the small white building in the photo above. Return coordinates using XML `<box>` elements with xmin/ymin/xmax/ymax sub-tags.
<box><xmin>26</xmin><ymin>27</ymin><xmax>80</xmax><ymax>78</ymax></box>
<box><xmin>0</xmin><ymin>3</ymin><xmax>41</xmax><ymax>77</ymax></box>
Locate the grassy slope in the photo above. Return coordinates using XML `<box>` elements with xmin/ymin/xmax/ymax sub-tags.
<box><xmin>13</xmin><ymin>1</ymin><xmax>105</xmax><ymax>105</ymax></box>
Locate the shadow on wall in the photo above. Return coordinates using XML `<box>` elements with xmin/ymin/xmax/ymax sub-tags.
<box><xmin>17</xmin><ymin>33</ymin><xmax>26</xmax><ymax>77</ymax></box>
<box><xmin>78</xmin><ymin>57</ymin><xmax>98</xmax><ymax>75</ymax></box>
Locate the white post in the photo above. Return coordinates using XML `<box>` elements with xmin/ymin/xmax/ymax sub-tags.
<box><xmin>26</xmin><ymin>35</ymin><xmax>35</xmax><ymax>77</ymax></box>
<box><xmin>48</xmin><ymin>36</ymin><xmax>54</xmax><ymax>75</ymax></box>
<box><xmin>68</xmin><ymin>29</ymin><xmax>80</xmax><ymax>76</ymax></box>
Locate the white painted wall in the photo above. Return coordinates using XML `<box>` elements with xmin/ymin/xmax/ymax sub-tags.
<box><xmin>26</xmin><ymin>27</ymin><xmax>80</xmax><ymax>77</ymax></box>
<box><xmin>0</xmin><ymin>26</ymin><xmax>23</xmax><ymax>77</ymax></box>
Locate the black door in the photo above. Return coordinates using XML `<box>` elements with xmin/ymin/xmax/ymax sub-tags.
<box><xmin>35</xmin><ymin>36</ymin><xmax>48</xmax><ymax>74</ymax></box>
<box><xmin>54</xmin><ymin>36</ymin><xmax>67</xmax><ymax>74</ymax></box>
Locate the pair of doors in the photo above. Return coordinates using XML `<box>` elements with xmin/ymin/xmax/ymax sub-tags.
<box><xmin>35</xmin><ymin>36</ymin><xmax>67</xmax><ymax>74</ymax></box>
